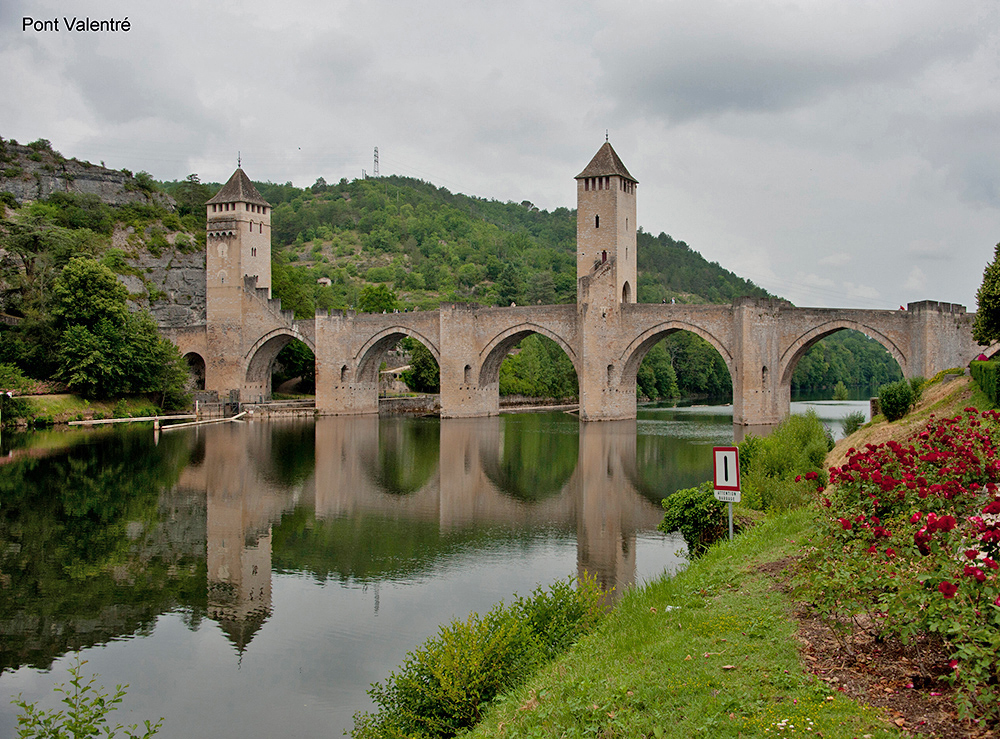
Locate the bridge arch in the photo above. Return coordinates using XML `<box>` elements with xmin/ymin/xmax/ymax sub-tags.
<box><xmin>478</xmin><ymin>322</ymin><xmax>579</xmax><ymax>388</ymax></box>
<box><xmin>183</xmin><ymin>352</ymin><xmax>206</xmax><ymax>391</ymax></box>
<box><xmin>778</xmin><ymin>320</ymin><xmax>906</xmax><ymax>387</ymax></box>
<box><xmin>618</xmin><ymin>321</ymin><xmax>735</xmax><ymax>388</ymax></box>
<box><xmin>355</xmin><ymin>326</ymin><xmax>440</xmax><ymax>384</ymax></box>
<box><xmin>244</xmin><ymin>328</ymin><xmax>317</xmax><ymax>402</ymax></box>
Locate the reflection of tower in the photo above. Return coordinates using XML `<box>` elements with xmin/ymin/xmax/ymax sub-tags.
<box><xmin>575</xmin><ymin>420</ymin><xmax>638</xmax><ymax>599</ymax></box>
<box><xmin>196</xmin><ymin>424</ymin><xmax>302</xmax><ymax>656</ymax></box>
<box><xmin>207</xmin><ymin>502</ymin><xmax>273</xmax><ymax>655</ymax></box>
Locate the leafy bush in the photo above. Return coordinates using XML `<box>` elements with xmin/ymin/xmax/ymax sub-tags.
<box><xmin>832</xmin><ymin>380</ymin><xmax>849</xmax><ymax>400</ymax></box>
<box><xmin>0</xmin><ymin>363</ymin><xmax>35</xmax><ymax>393</ymax></box>
<box><xmin>27</xmin><ymin>138</ymin><xmax>53</xmax><ymax>152</ymax></box>
<box><xmin>972</xmin><ymin>361</ymin><xmax>1000</xmax><ymax>406</ymax></box>
<box><xmin>352</xmin><ymin>577</ymin><xmax>606</xmax><ymax>739</ymax></box>
<box><xmin>512</xmin><ymin>574</ymin><xmax>606</xmax><ymax>661</ymax></box>
<box><xmin>841</xmin><ymin>410</ymin><xmax>866</xmax><ymax>437</ymax></box>
<box><xmin>879</xmin><ymin>379</ymin><xmax>914</xmax><ymax>421</ymax></box>
<box><xmin>658</xmin><ymin>482</ymin><xmax>727</xmax><ymax>557</ymax></box>
<box><xmin>11</xmin><ymin>654</ymin><xmax>162</xmax><ymax>739</ymax></box>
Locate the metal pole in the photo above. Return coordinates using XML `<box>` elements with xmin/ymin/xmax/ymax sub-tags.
<box><xmin>728</xmin><ymin>501</ymin><xmax>734</xmax><ymax>541</ymax></box>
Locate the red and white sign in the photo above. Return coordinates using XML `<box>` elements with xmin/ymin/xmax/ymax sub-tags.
<box><xmin>713</xmin><ymin>446</ymin><xmax>741</xmax><ymax>503</ymax></box>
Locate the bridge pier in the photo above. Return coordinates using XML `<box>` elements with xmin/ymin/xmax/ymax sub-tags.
<box><xmin>578</xmin><ymin>303</ymin><xmax>637</xmax><ymax>422</ymax></box>
<box><xmin>439</xmin><ymin>304</ymin><xmax>500</xmax><ymax>418</ymax></box>
<box><xmin>314</xmin><ymin>312</ymin><xmax>380</xmax><ymax>415</ymax></box>
<box><xmin>731</xmin><ymin>299</ymin><xmax>787</xmax><ymax>427</ymax></box>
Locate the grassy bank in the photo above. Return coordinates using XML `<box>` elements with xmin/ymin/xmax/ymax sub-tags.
<box><xmin>3</xmin><ymin>394</ymin><xmax>166</xmax><ymax>427</ymax></box>
<box><xmin>466</xmin><ymin>509</ymin><xmax>898</xmax><ymax>739</ymax></box>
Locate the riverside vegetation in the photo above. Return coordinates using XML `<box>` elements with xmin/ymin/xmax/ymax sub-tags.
<box><xmin>11</xmin><ymin>656</ymin><xmax>162</xmax><ymax>739</ymax></box>
<box><xmin>350</xmin><ymin>373</ymin><xmax>1000</xmax><ymax>738</ymax></box>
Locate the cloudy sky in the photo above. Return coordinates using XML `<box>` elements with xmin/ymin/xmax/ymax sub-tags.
<box><xmin>2</xmin><ymin>0</ymin><xmax>998</xmax><ymax>309</ymax></box>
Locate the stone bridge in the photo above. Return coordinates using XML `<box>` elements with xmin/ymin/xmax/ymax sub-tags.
<box><xmin>170</xmin><ymin>287</ymin><xmax>978</xmax><ymax>427</ymax></box>
<box><xmin>169</xmin><ymin>149</ymin><xmax>982</xmax><ymax>427</ymax></box>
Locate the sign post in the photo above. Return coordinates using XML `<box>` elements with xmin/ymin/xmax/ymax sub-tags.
<box><xmin>713</xmin><ymin>446</ymin><xmax>741</xmax><ymax>541</ymax></box>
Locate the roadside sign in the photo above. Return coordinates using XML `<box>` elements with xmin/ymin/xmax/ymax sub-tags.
<box><xmin>713</xmin><ymin>447</ymin><xmax>740</xmax><ymax>540</ymax></box>
<box><xmin>713</xmin><ymin>446</ymin><xmax>741</xmax><ymax>501</ymax></box>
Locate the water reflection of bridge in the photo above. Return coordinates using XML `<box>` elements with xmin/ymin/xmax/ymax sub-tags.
<box><xmin>180</xmin><ymin>417</ymin><xmax>671</xmax><ymax>649</ymax></box>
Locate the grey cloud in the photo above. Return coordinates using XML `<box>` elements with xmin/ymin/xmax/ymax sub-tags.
<box><xmin>593</xmin><ymin>2</ymin><xmax>987</xmax><ymax>122</ymax></box>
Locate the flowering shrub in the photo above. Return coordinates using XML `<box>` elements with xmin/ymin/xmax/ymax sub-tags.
<box><xmin>797</xmin><ymin>407</ymin><xmax>1000</xmax><ymax>723</ymax></box>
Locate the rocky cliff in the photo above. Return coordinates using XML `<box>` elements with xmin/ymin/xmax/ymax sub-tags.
<box><xmin>0</xmin><ymin>138</ymin><xmax>174</xmax><ymax>209</ymax></box>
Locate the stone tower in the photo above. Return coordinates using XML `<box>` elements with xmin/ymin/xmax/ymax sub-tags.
<box><xmin>575</xmin><ymin>142</ymin><xmax>638</xmax><ymax>309</ymax></box>
<box><xmin>205</xmin><ymin>168</ymin><xmax>272</xmax><ymax>298</ymax></box>
<box><xmin>576</xmin><ymin>142</ymin><xmax>639</xmax><ymax>421</ymax></box>
<box><xmin>203</xmin><ymin>168</ymin><xmax>273</xmax><ymax>397</ymax></box>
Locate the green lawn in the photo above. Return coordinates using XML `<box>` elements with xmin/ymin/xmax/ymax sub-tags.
<box><xmin>467</xmin><ymin>509</ymin><xmax>901</xmax><ymax>738</ymax></box>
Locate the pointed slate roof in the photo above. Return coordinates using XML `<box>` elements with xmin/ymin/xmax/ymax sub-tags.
<box><xmin>575</xmin><ymin>142</ymin><xmax>638</xmax><ymax>183</ymax></box>
<box><xmin>206</xmin><ymin>168</ymin><xmax>271</xmax><ymax>207</ymax></box>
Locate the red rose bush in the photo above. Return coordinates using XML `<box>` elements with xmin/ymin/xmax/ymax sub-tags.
<box><xmin>798</xmin><ymin>407</ymin><xmax>1000</xmax><ymax>722</ymax></box>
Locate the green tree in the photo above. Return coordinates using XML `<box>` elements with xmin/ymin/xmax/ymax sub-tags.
<box><xmin>637</xmin><ymin>343</ymin><xmax>680</xmax><ymax>400</ymax></box>
<box><xmin>524</xmin><ymin>271</ymin><xmax>556</xmax><ymax>305</ymax></box>
<box><xmin>495</xmin><ymin>264</ymin><xmax>522</xmax><ymax>306</ymax></box>
<box><xmin>399</xmin><ymin>338</ymin><xmax>439</xmax><ymax>393</ymax></box>
<box><xmin>974</xmin><ymin>242</ymin><xmax>1000</xmax><ymax>345</ymax></box>
<box><xmin>173</xmin><ymin>174</ymin><xmax>214</xmax><ymax>223</ymax></box>
<box><xmin>358</xmin><ymin>283</ymin><xmax>397</xmax><ymax>313</ymax></box>
<box><xmin>52</xmin><ymin>258</ymin><xmax>190</xmax><ymax>405</ymax></box>
<box><xmin>273</xmin><ymin>341</ymin><xmax>316</xmax><ymax>393</ymax></box>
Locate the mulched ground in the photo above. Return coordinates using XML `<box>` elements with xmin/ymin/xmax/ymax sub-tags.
<box><xmin>758</xmin><ymin>557</ymin><xmax>996</xmax><ymax>739</ymax></box>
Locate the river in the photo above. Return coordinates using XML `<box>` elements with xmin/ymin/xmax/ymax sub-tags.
<box><xmin>0</xmin><ymin>398</ymin><xmax>868</xmax><ymax>738</ymax></box>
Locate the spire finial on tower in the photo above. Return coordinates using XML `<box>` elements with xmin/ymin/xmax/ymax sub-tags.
<box><xmin>605</xmin><ymin>130</ymin><xmax>608</xmax><ymax>142</ymax></box>
<box><xmin>238</xmin><ymin>151</ymin><xmax>241</xmax><ymax>169</ymax></box>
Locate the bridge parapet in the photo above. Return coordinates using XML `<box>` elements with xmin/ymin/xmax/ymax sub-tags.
<box><xmin>244</xmin><ymin>275</ymin><xmax>295</xmax><ymax>324</ymax></box>
<box><xmin>732</xmin><ymin>296</ymin><xmax>794</xmax><ymax>310</ymax></box>
<box><xmin>907</xmin><ymin>300</ymin><xmax>967</xmax><ymax>315</ymax></box>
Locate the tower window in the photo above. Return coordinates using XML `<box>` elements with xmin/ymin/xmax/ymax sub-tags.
<box><xmin>595</xmin><ymin>215</ymin><xmax>599</xmax><ymax>228</ymax></box>
<box><xmin>602</xmin><ymin>250</ymin><xmax>607</xmax><ymax>263</ymax></box>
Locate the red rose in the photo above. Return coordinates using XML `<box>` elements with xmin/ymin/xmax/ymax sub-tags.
<box><xmin>938</xmin><ymin>581</ymin><xmax>958</xmax><ymax>599</ymax></box>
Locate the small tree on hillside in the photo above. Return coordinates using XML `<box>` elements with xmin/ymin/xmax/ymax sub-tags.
<box><xmin>973</xmin><ymin>242</ymin><xmax>1000</xmax><ymax>345</ymax></box>
<box><xmin>357</xmin><ymin>283</ymin><xmax>397</xmax><ymax>313</ymax></box>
